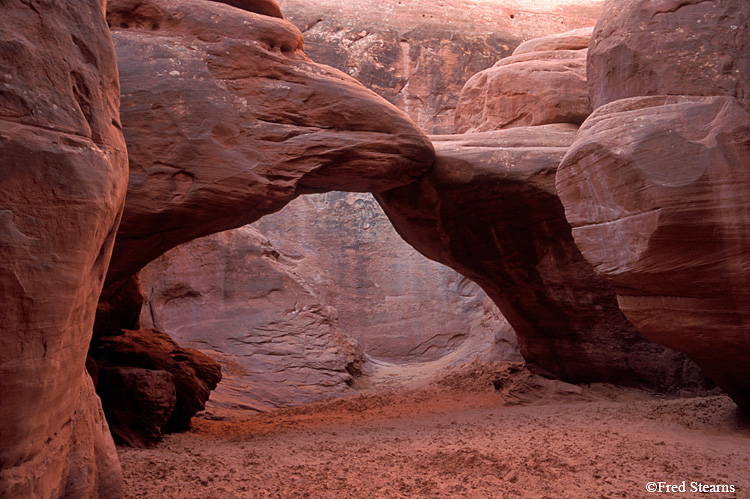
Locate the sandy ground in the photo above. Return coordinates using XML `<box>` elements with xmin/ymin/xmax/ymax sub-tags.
<box><xmin>118</xmin><ymin>360</ymin><xmax>750</xmax><ymax>498</ymax></box>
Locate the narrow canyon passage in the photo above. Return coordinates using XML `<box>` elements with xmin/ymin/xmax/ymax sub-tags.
<box><xmin>3</xmin><ymin>0</ymin><xmax>750</xmax><ymax>496</ymax></box>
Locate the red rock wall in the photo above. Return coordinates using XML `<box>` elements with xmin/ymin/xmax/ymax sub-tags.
<box><xmin>556</xmin><ymin>0</ymin><xmax>750</xmax><ymax>413</ymax></box>
<box><xmin>253</xmin><ymin>193</ymin><xmax>517</xmax><ymax>363</ymax></box>
<box><xmin>277</xmin><ymin>0</ymin><xmax>604</xmax><ymax>133</ymax></box>
<box><xmin>0</xmin><ymin>0</ymin><xmax>129</xmax><ymax>496</ymax></box>
<box><xmin>140</xmin><ymin>195</ymin><xmax>518</xmax><ymax>411</ymax></box>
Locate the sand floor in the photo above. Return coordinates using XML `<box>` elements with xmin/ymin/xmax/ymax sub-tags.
<box><xmin>118</xmin><ymin>361</ymin><xmax>750</xmax><ymax>498</ymax></box>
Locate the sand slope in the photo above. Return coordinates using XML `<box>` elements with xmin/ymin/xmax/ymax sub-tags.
<box><xmin>118</xmin><ymin>362</ymin><xmax>750</xmax><ymax>498</ymax></box>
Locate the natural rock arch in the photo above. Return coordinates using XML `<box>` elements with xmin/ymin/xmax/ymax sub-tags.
<box><xmin>101</xmin><ymin>0</ymin><xmax>706</xmax><ymax>399</ymax></box>
<box><xmin>4</xmin><ymin>0</ymin><xmax>747</xmax><ymax>497</ymax></box>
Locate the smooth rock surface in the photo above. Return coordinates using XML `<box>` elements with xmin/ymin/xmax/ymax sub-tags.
<box><xmin>378</xmin><ymin>127</ymin><xmax>709</xmax><ymax>390</ymax></box>
<box><xmin>105</xmin><ymin>0</ymin><xmax>435</xmax><ymax>284</ymax></box>
<box><xmin>455</xmin><ymin>28</ymin><xmax>592</xmax><ymax>133</ymax></box>
<box><xmin>252</xmin><ymin>192</ymin><xmax>518</xmax><ymax>363</ymax></box>
<box><xmin>557</xmin><ymin>0</ymin><xmax>750</xmax><ymax>414</ymax></box>
<box><xmin>140</xmin><ymin>227</ymin><xmax>366</xmax><ymax>412</ymax></box>
<box><xmin>557</xmin><ymin>95</ymin><xmax>750</xmax><ymax>413</ymax></box>
<box><xmin>277</xmin><ymin>0</ymin><xmax>604</xmax><ymax>133</ymax></box>
<box><xmin>0</xmin><ymin>1</ymin><xmax>128</xmax><ymax>497</ymax></box>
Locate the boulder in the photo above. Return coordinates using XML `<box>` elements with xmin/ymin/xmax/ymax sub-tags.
<box><xmin>0</xmin><ymin>1</ymin><xmax>128</xmax><ymax>497</ymax></box>
<box><xmin>512</xmin><ymin>26</ymin><xmax>594</xmax><ymax>55</ymax></box>
<box><xmin>277</xmin><ymin>0</ymin><xmax>604</xmax><ymax>133</ymax></box>
<box><xmin>94</xmin><ymin>273</ymin><xmax>144</xmax><ymax>336</ymax></box>
<box><xmin>104</xmin><ymin>0</ymin><xmax>435</xmax><ymax>285</ymax></box>
<box><xmin>378</xmin><ymin>126</ymin><xmax>708</xmax><ymax>390</ymax></box>
<box><xmin>455</xmin><ymin>28</ymin><xmax>592</xmax><ymax>133</ymax></box>
<box><xmin>557</xmin><ymin>95</ymin><xmax>750</xmax><ymax>412</ymax></box>
<box><xmin>95</xmin><ymin>366</ymin><xmax>177</xmax><ymax>447</ymax></box>
<box><xmin>90</xmin><ymin>328</ymin><xmax>222</xmax><ymax>435</ymax></box>
<box><xmin>556</xmin><ymin>0</ymin><xmax>750</xmax><ymax>414</ymax></box>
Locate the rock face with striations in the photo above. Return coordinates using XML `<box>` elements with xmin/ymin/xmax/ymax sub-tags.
<box><xmin>276</xmin><ymin>0</ymin><xmax>604</xmax><ymax>133</ymax></box>
<box><xmin>139</xmin><ymin>226</ymin><xmax>367</xmax><ymax>412</ymax></box>
<box><xmin>0</xmin><ymin>0</ymin><xmax>128</xmax><ymax>497</ymax></box>
<box><xmin>556</xmin><ymin>0</ymin><xmax>750</xmax><ymax>413</ymax></box>
<box><xmin>104</xmin><ymin>0</ymin><xmax>435</xmax><ymax>286</ymax></box>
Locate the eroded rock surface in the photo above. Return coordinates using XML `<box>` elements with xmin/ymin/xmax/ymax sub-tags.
<box><xmin>277</xmin><ymin>0</ymin><xmax>604</xmax><ymax>133</ymax></box>
<box><xmin>455</xmin><ymin>27</ymin><xmax>592</xmax><ymax>133</ymax></box>
<box><xmin>105</xmin><ymin>0</ymin><xmax>435</xmax><ymax>284</ymax></box>
<box><xmin>0</xmin><ymin>1</ymin><xmax>128</xmax><ymax>497</ymax></box>
<box><xmin>139</xmin><ymin>226</ymin><xmax>365</xmax><ymax>412</ymax></box>
<box><xmin>252</xmin><ymin>192</ymin><xmax>517</xmax><ymax>363</ymax></box>
<box><xmin>556</xmin><ymin>0</ymin><xmax>750</xmax><ymax>414</ymax></box>
<box><xmin>378</xmin><ymin>127</ymin><xmax>708</xmax><ymax>390</ymax></box>
<box><xmin>586</xmin><ymin>0</ymin><xmax>750</xmax><ymax>111</ymax></box>
<box><xmin>90</xmin><ymin>328</ymin><xmax>222</xmax><ymax>442</ymax></box>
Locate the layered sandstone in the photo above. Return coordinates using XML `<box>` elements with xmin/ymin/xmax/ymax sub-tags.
<box><xmin>277</xmin><ymin>0</ymin><xmax>604</xmax><ymax>133</ymax></box>
<box><xmin>105</xmin><ymin>0</ymin><xmax>435</xmax><ymax>285</ymax></box>
<box><xmin>139</xmin><ymin>226</ymin><xmax>366</xmax><ymax>412</ymax></box>
<box><xmin>455</xmin><ymin>27</ymin><xmax>592</xmax><ymax>132</ymax></box>
<box><xmin>0</xmin><ymin>0</ymin><xmax>128</xmax><ymax>497</ymax></box>
<box><xmin>556</xmin><ymin>0</ymin><xmax>750</xmax><ymax>413</ymax></box>
<box><xmin>377</xmin><ymin>128</ymin><xmax>706</xmax><ymax>389</ymax></box>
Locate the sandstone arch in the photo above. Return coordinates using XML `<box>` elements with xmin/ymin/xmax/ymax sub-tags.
<box><xmin>101</xmin><ymin>0</ymin><xmax>707</xmax><ymax>401</ymax></box>
<box><xmin>3</xmin><ymin>0</ymin><xmax>744</xmax><ymax>496</ymax></box>
<box><xmin>104</xmin><ymin>0</ymin><xmax>435</xmax><ymax>286</ymax></box>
